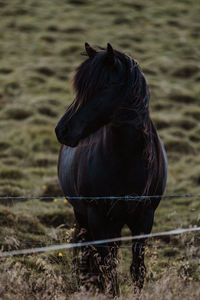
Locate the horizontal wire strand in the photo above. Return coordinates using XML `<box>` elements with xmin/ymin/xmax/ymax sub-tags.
<box><xmin>0</xmin><ymin>194</ymin><xmax>200</xmax><ymax>200</ymax></box>
<box><xmin>1</xmin><ymin>226</ymin><xmax>200</xmax><ymax>257</ymax></box>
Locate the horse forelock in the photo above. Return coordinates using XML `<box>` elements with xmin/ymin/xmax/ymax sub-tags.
<box><xmin>72</xmin><ymin>50</ymin><xmax>110</xmax><ymax>110</ymax></box>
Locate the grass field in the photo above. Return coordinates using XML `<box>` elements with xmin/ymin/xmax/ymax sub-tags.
<box><xmin>0</xmin><ymin>0</ymin><xmax>200</xmax><ymax>299</ymax></box>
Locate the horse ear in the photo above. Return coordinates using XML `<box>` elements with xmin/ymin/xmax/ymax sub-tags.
<box><xmin>85</xmin><ymin>42</ymin><xmax>97</xmax><ymax>58</ymax></box>
<box><xmin>106</xmin><ymin>43</ymin><xmax>115</xmax><ymax>65</ymax></box>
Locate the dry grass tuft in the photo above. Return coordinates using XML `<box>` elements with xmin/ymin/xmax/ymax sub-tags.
<box><xmin>0</xmin><ymin>259</ymin><xmax>69</xmax><ymax>300</ymax></box>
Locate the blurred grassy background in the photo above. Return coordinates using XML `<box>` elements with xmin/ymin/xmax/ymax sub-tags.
<box><xmin>0</xmin><ymin>0</ymin><xmax>200</xmax><ymax>298</ymax></box>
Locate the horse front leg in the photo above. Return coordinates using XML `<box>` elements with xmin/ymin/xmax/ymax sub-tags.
<box><xmin>130</xmin><ymin>240</ymin><xmax>146</xmax><ymax>292</ymax></box>
<box><xmin>101</xmin><ymin>242</ymin><xmax>120</xmax><ymax>297</ymax></box>
<box><xmin>73</xmin><ymin>211</ymin><xmax>93</xmax><ymax>290</ymax></box>
<box><xmin>128</xmin><ymin>208</ymin><xmax>155</xmax><ymax>293</ymax></box>
<box><xmin>87</xmin><ymin>205</ymin><xmax>123</xmax><ymax>297</ymax></box>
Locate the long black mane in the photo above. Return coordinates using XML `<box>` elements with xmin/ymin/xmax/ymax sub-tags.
<box><xmin>70</xmin><ymin>48</ymin><xmax>161</xmax><ymax>196</ymax></box>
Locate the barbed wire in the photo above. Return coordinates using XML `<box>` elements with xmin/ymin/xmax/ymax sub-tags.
<box><xmin>1</xmin><ymin>226</ymin><xmax>200</xmax><ymax>257</ymax></box>
<box><xmin>0</xmin><ymin>193</ymin><xmax>200</xmax><ymax>201</ymax></box>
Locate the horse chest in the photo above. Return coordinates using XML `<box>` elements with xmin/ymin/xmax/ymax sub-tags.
<box><xmin>58</xmin><ymin>143</ymin><xmax>148</xmax><ymax>197</ymax></box>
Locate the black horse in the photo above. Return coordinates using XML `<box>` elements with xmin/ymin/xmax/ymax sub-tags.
<box><xmin>55</xmin><ymin>43</ymin><xmax>167</xmax><ymax>295</ymax></box>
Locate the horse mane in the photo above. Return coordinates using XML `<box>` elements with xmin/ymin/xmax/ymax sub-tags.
<box><xmin>70</xmin><ymin>47</ymin><xmax>163</xmax><ymax>196</ymax></box>
<box><xmin>72</xmin><ymin>47</ymin><xmax>111</xmax><ymax>112</ymax></box>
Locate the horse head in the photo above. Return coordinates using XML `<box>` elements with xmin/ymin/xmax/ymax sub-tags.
<box><xmin>55</xmin><ymin>43</ymin><xmax>146</xmax><ymax>147</ymax></box>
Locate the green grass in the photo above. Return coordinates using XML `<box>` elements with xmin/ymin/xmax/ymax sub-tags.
<box><xmin>0</xmin><ymin>0</ymin><xmax>200</xmax><ymax>298</ymax></box>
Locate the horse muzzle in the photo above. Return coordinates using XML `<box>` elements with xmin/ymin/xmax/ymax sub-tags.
<box><xmin>55</xmin><ymin>125</ymin><xmax>80</xmax><ymax>147</ymax></box>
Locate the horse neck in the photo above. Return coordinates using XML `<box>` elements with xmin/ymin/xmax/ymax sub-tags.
<box><xmin>105</xmin><ymin>106</ymin><xmax>158</xmax><ymax>196</ymax></box>
<box><xmin>108</xmin><ymin>99</ymin><xmax>150</xmax><ymax>150</ymax></box>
